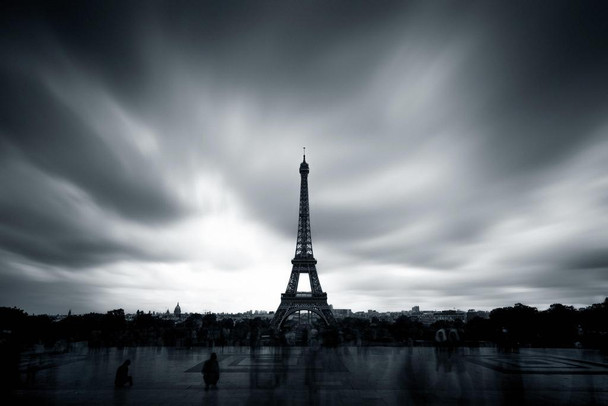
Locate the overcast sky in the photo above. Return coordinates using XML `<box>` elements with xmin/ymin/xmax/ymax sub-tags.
<box><xmin>1</xmin><ymin>1</ymin><xmax>607</xmax><ymax>315</ymax></box>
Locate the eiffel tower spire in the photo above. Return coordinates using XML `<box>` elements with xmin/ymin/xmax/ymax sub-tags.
<box><xmin>295</xmin><ymin>148</ymin><xmax>313</xmax><ymax>259</ymax></box>
<box><xmin>271</xmin><ymin>151</ymin><xmax>336</xmax><ymax>330</ymax></box>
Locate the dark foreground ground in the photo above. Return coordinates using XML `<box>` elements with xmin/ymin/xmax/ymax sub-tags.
<box><xmin>9</xmin><ymin>346</ymin><xmax>608</xmax><ymax>405</ymax></box>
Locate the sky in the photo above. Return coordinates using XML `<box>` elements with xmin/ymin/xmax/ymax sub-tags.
<box><xmin>1</xmin><ymin>1</ymin><xmax>607</xmax><ymax>315</ymax></box>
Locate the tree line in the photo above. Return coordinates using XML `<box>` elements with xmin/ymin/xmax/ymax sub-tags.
<box><xmin>0</xmin><ymin>298</ymin><xmax>606</xmax><ymax>351</ymax></box>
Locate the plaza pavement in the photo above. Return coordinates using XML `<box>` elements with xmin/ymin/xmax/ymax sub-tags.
<box><xmin>10</xmin><ymin>346</ymin><xmax>608</xmax><ymax>405</ymax></box>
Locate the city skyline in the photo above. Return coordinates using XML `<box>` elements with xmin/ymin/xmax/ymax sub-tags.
<box><xmin>1</xmin><ymin>2</ymin><xmax>607</xmax><ymax>315</ymax></box>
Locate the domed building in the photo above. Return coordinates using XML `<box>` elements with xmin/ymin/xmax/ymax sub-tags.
<box><xmin>174</xmin><ymin>302</ymin><xmax>182</xmax><ymax>318</ymax></box>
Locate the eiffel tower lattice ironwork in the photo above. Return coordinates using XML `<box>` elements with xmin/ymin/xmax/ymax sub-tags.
<box><xmin>271</xmin><ymin>151</ymin><xmax>336</xmax><ymax>330</ymax></box>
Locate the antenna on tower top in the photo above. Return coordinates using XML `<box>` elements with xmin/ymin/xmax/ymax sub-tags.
<box><xmin>303</xmin><ymin>146</ymin><xmax>306</xmax><ymax>161</ymax></box>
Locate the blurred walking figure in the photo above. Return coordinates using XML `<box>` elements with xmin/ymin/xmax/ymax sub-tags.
<box><xmin>115</xmin><ymin>360</ymin><xmax>133</xmax><ymax>387</ymax></box>
<box><xmin>202</xmin><ymin>353</ymin><xmax>220</xmax><ymax>391</ymax></box>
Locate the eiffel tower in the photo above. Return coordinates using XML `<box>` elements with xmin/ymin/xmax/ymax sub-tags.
<box><xmin>271</xmin><ymin>150</ymin><xmax>336</xmax><ymax>330</ymax></box>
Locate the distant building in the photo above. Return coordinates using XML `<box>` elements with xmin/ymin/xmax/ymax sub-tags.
<box><xmin>333</xmin><ymin>309</ymin><xmax>352</xmax><ymax>318</ymax></box>
<box><xmin>174</xmin><ymin>302</ymin><xmax>182</xmax><ymax>318</ymax></box>
<box><xmin>412</xmin><ymin>306</ymin><xmax>420</xmax><ymax>313</ymax></box>
<box><xmin>434</xmin><ymin>310</ymin><xmax>466</xmax><ymax>323</ymax></box>
<box><xmin>418</xmin><ymin>312</ymin><xmax>437</xmax><ymax>325</ymax></box>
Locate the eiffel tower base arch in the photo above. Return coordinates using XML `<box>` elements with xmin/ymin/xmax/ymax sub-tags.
<box><xmin>271</xmin><ymin>294</ymin><xmax>336</xmax><ymax>331</ymax></box>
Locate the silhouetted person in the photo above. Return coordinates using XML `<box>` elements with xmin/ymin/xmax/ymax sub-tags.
<box><xmin>115</xmin><ymin>360</ymin><xmax>133</xmax><ymax>387</ymax></box>
<box><xmin>435</xmin><ymin>328</ymin><xmax>447</xmax><ymax>348</ymax></box>
<box><xmin>202</xmin><ymin>353</ymin><xmax>220</xmax><ymax>390</ymax></box>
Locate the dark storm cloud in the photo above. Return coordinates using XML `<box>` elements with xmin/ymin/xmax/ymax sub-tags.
<box><xmin>0</xmin><ymin>263</ymin><xmax>112</xmax><ymax>312</ymax></box>
<box><xmin>214</xmin><ymin>1</ymin><xmax>608</xmax><ymax>257</ymax></box>
<box><xmin>566</xmin><ymin>249</ymin><xmax>608</xmax><ymax>271</ymax></box>
<box><xmin>0</xmin><ymin>145</ymin><xmax>171</xmax><ymax>269</ymax></box>
<box><xmin>0</xmin><ymin>1</ymin><xmax>193</xmax><ymax>274</ymax></box>
<box><xmin>462</xmin><ymin>3</ymin><xmax>608</xmax><ymax>180</ymax></box>
<box><xmin>0</xmin><ymin>68</ymin><xmax>186</xmax><ymax>224</ymax></box>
